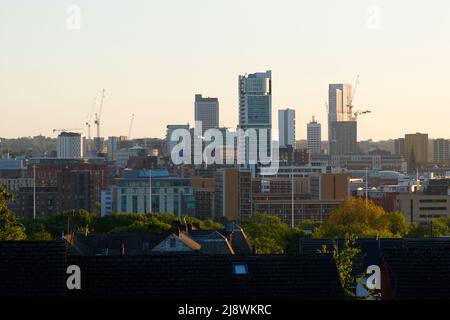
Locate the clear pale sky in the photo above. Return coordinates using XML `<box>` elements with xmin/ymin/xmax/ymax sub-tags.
<box><xmin>1</xmin><ymin>0</ymin><xmax>449</xmax><ymax>140</ymax></box>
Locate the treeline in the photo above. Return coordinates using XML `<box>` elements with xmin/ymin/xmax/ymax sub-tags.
<box><xmin>20</xmin><ymin>211</ymin><xmax>223</xmax><ymax>240</ymax></box>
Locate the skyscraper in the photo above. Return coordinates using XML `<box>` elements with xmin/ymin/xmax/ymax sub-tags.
<box><xmin>194</xmin><ymin>94</ymin><xmax>219</xmax><ymax>134</ymax></box>
<box><xmin>330</xmin><ymin>121</ymin><xmax>358</xmax><ymax>156</ymax></box>
<box><xmin>238</xmin><ymin>71</ymin><xmax>272</xmax><ymax>163</ymax></box>
<box><xmin>307</xmin><ymin>116</ymin><xmax>321</xmax><ymax>155</ymax></box>
<box><xmin>278</xmin><ymin>108</ymin><xmax>295</xmax><ymax>148</ymax></box>
<box><xmin>57</xmin><ymin>132</ymin><xmax>83</xmax><ymax>158</ymax></box>
<box><xmin>433</xmin><ymin>138</ymin><xmax>450</xmax><ymax>164</ymax></box>
<box><xmin>405</xmin><ymin>133</ymin><xmax>429</xmax><ymax>171</ymax></box>
<box><xmin>394</xmin><ymin>138</ymin><xmax>405</xmax><ymax>156</ymax></box>
<box><xmin>328</xmin><ymin>83</ymin><xmax>353</xmax><ymax>155</ymax></box>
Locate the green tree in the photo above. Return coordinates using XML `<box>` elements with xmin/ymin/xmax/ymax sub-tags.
<box><xmin>0</xmin><ymin>186</ymin><xmax>26</xmax><ymax>240</ymax></box>
<box><xmin>318</xmin><ymin>235</ymin><xmax>362</xmax><ymax>297</ymax></box>
<box><xmin>199</xmin><ymin>219</ymin><xmax>223</xmax><ymax>231</ymax></box>
<box><xmin>430</xmin><ymin>217</ymin><xmax>450</xmax><ymax>237</ymax></box>
<box><xmin>242</xmin><ymin>213</ymin><xmax>290</xmax><ymax>254</ymax></box>
<box><xmin>314</xmin><ymin>198</ymin><xmax>413</xmax><ymax>239</ymax></box>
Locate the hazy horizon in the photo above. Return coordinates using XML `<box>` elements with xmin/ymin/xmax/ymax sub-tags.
<box><xmin>1</xmin><ymin>0</ymin><xmax>450</xmax><ymax>141</ymax></box>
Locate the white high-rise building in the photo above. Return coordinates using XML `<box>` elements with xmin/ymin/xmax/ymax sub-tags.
<box><xmin>57</xmin><ymin>132</ymin><xmax>83</xmax><ymax>158</ymax></box>
<box><xmin>278</xmin><ymin>108</ymin><xmax>295</xmax><ymax>148</ymax></box>
<box><xmin>307</xmin><ymin>116</ymin><xmax>321</xmax><ymax>154</ymax></box>
<box><xmin>195</xmin><ymin>94</ymin><xmax>219</xmax><ymax>134</ymax></box>
<box><xmin>238</xmin><ymin>71</ymin><xmax>272</xmax><ymax>164</ymax></box>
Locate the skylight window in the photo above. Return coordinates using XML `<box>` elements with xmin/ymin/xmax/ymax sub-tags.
<box><xmin>232</xmin><ymin>263</ymin><xmax>249</xmax><ymax>275</ymax></box>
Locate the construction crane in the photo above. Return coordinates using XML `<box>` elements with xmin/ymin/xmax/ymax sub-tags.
<box><xmin>128</xmin><ymin>113</ymin><xmax>135</xmax><ymax>139</ymax></box>
<box><xmin>85</xmin><ymin>98</ymin><xmax>96</xmax><ymax>141</ymax></box>
<box><xmin>94</xmin><ymin>89</ymin><xmax>105</xmax><ymax>152</ymax></box>
<box><xmin>347</xmin><ymin>75</ymin><xmax>360</xmax><ymax>116</ymax></box>
<box><xmin>353</xmin><ymin>110</ymin><xmax>372</xmax><ymax>120</ymax></box>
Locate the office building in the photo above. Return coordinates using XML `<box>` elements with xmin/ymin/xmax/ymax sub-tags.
<box><xmin>394</xmin><ymin>138</ymin><xmax>405</xmax><ymax>156</ymax></box>
<box><xmin>57</xmin><ymin>132</ymin><xmax>83</xmax><ymax>158</ymax></box>
<box><xmin>404</xmin><ymin>133</ymin><xmax>429</xmax><ymax>171</ymax></box>
<box><xmin>329</xmin><ymin>121</ymin><xmax>358</xmax><ymax>155</ymax></box>
<box><xmin>433</xmin><ymin>138</ymin><xmax>449</xmax><ymax>165</ymax></box>
<box><xmin>396</xmin><ymin>193</ymin><xmax>450</xmax><ymax>225</ymax></box>
<box><xmin>194</xmin><ymin>94</ymin><xmax>219</xmax><ymax>134</ymax></box>
<box><xmin>278</xmin><ymin>108</ymin><xmax>295</xmax><ymax>148</ymax></box>
<box><xmin>215</xmin><ymin>168</ymin><xmax>252</xmax><ymax>221</ymax></box>
<box><xmin>107</xmin><ymin>136</ymin><xmax>119</xmax><ymax>161</ymax></box>
<box><xmin>238</xmin><ymin>71</ymin><xmax>272</xmax><ymax>163</ymax></box>
<box><xmin>116</xmin><ymin>169</ymin><xmax>195</xmax><ymax>216</ymax></box>
<box><xmin>307</xmin><ymin>116</ymin><xmax>322</xmax><ymax>155</ymax></box>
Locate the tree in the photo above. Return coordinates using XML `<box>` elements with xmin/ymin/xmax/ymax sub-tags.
<box><xmin>199</xmin><ymin>219</ymin><xmax>223</xmax><ymax>231</ymax></box>
<box><xmin>313</xmin><ymin>198</ymin><xmax>413</xmax><ymax>239</ymax></box>
<box><xmin>318</xmin><ymin>235</ymin><xmax>362</xmax><ymax>297</ymax></box>
<box><xmin>242</xmin><ymin>213</ymin><xmax>290</xmax><ymax>254</ymax></box>
<box><xmin>22</xmin><ymin>219</ymin><xmax>53</xmax><ymax>240</ymax></box>
<box><xmin>0</xmin><ymin>186</ymin><xmax>26</xmax><ymax>240</ymax></box>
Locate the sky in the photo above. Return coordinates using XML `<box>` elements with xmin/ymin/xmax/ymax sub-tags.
<box><xmin>1</xmin><ymin>0</ymin><xmax>450</xmax><ymax>141</ymax></box>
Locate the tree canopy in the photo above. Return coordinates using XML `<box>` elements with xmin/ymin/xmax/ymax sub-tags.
<box><xmin>0</xmin><ymin>186</ymin><xmax>26</xmax><ymax>240</ymax></box>
<box><xmin>313</xmin><ymin>198</ymin><xmax>414</xmax><ymax>239</ymax></box>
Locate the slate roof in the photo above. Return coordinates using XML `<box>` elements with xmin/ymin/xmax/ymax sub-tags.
<box><xmin>191</xmin><ymin>231</ymin><xmax>235</xmax><ymax>255</ymax></box>
<box><xmin>67</xmin><ymin>254</ymin><xmax>344</xmax><ymax>299</ymax></box>
<box><xmin>382</xmin><ymin>247</ymin><xmax>450</xmax><ymax>300</ymax></box>
<box><xmin>299</xmin><ymin>237</ymin><xmax>450</xmax><ymax>274</ymax></box>
<box><xmin>67</xmin><ymin>233</ymin><xmax>165</xmax><ymax>255</ymax></box>
<box><xmin>0</xmin><ymin>241</ymin><xmax>67</xmax><ymax>297</ymax></box>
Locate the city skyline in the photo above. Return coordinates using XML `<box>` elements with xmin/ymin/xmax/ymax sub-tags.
<box><xmin>1</xmin><ymin>0</ymin><xmax>450</xmax><ymax>140</ymax></box>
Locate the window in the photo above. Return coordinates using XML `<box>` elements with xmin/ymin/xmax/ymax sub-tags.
<box><xmin>232</xmin><ymin>263</ymin><xmax>249</xmax><ymax>275</ymax></box>
<box><xmin>169</xmin><ymin>237</ymin><xmax>176</xmax><ymax>248</ymax></box>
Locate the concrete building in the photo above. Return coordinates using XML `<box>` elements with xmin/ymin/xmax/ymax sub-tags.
<box><xmin>194</xmin><ymin>94</ymin><xmax>219</xmax><ymax>134</ymax></box>
<box><xmin>116</xmin><ymin>169</ymin><xmax>195</xmax><ymax>216</ymax></box>
<box><xmin>215</xmin><ymin>168</ymin><xmax>252</xmax><ymax>222</ymax></box>
<box><xmin>57</xmin><ymin>132</ymin><xmax>83</xmax><ymax>158</ymax></box>
<box><xmin>329</xmin><ymin>121</ymin><xmax>358</xmax><ymax>155</ymax></box>
<box><xmin>107</xmin><ymin>136</ymin><xmax>119</xmax><ymax>161</ymax></box>
<box><xmin>433</xmin><ymin>138</ymin><xmax>449</xmax><ymax>165</ymax></box>
<box><xmin>310</xmin><ymin>173</ymin><xmax>350</xmax><ymax>200</ymax></box>
<box><xmin>328</xmin><ymin>83</ymin><xmax>353</xmax><ymax>153</ymax></box>
<box><xmin>396</xmin><ymin>193</ymin><xmax>450</xmax><ymax>225</ymax></box>
<box><xmin>191</xmin><ymin>176</ymin><xmax>215</xmax><ymax>220</ymax></box>
<box><xmin>238</xmin><ymin>71</ymin><xmax>272</xmax><ymax>163</ymax></box>
<box><xmin>278</xmin><ymin>108</ymin><xmax>295</xmax><ymax>148</ymax></box>
<box><xmin>404</xmin><ymin>133</ymin><xmax>429</xmax><ymax>171</ymax></box>
<box><xmin>307</xmin><ymin>116</ymin><xmax>321</xmax><ymax>155</ymax></box>
<box><xmin>394</xmin><ymin>138</ymin><xmax>405</xmax><ymax>156</ymax></box>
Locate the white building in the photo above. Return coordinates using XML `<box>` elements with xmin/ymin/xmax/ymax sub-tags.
<box><xmin>278</xmin><ymin>108</ymin><xmax>296</xmax><ymax>148</ymax></box>
<box><xmin>57</xmin><ymin>132</ymin><xmax>83</xmax><ymax>158</ymax></box>
<box><xmin>195</xmin><ymin>94</ymin><xmax>219</xmax><ymax>134</ymax></box>
<box><xmin>307</xmin><ymin>116</ymin><xmax>322</xmax><ymax>155</ymax></box>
